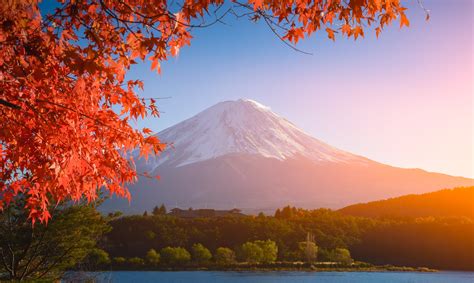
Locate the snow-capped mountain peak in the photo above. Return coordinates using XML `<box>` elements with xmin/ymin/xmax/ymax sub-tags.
<box><xmin>141</xmin><ymin>99</ymin><xmax>366</xmax><ymax>169</ymax></box>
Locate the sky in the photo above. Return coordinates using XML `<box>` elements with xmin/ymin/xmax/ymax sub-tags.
<box><xmin>42</xmin><ymin>1</ymin><xmax>473</xmax><ymax>178</ymax></box>
<box><xmin>126</xmin><ymin>0</ymin><xmax>473</xmax><ymax>178</ymax></box>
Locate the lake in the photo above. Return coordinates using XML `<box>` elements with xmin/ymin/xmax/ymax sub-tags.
<box><xmin>68</xmin><ymin>271</ymin><xmax>474</xmax><ymax>282</ymax></box>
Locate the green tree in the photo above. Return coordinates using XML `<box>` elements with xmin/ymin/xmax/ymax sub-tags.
<box><xmin>152</xmin><ymin>204</ymin><xmax>167</xmax><ymax>216</ymax></box>
<box><xmin>298</xmin><ymin>242</ymin><xmax>318</xmax><ymax>262</ymax></box>
<box><xmin>274</xmin><ymin>209</ymin><xmax>282</xmax><ymax>218</ymax></box>
<box><xmin>107</xmin><ymin>211</ymin><xmax>123</xmax><ymax>219</ymax></box>
<box><xmin>256</xmin><ymin>240</ymin><xmax>278</xmax><ymax>263</ymax></box>
<box><xmin>191</xmin><ymin>243</ymin><xmax>212</xmax><ymax>264</ymax></box>
<box><xmin>280</xmin><ymin>206</ymin><xmax>299</xmax><ymax>219</ymax></box>
<box><xmin>160</xmin><ymin>247</ymin><xmax>191</xmax><ymax>266</ymax></box>
<box><xmin>0</xmin><ymin>198</ymin><xmax>110</xmax><ymax>281</ymax></box>
<box><xmin>85</xmin><ymin>248</ymin><xmax>111</xmax><ymax>268</ymax></box>
<box><xmin>152</xmin><ymin>206</ymin><xmax>160</xmax><ymax>216</ymax></box>
<box><xmin>214</xmin><ymin>247</ymin><xmax>236</xmax><ymax>265</ymax></box>
<box><xmin>298</xmin><ymin>232</ymin><xmax>318</xmax><ymax>262</ymax></box>
<box><xmin>240</xmin><ymin>240</ymin><xmax>278</xmax><ymax>263</ymax></box>
<box><xmin>240</xmin><ymin>242</ymin><xmax>264</xmax><ymax>263</ymax></box>
<box><xmin>146</xmin><ymin>249</ymin><xmax>161</xmax><ymax>266</ymax></box>
<box><xmin>328</xmin><ymin>248</ymin><xmax>353</xmax><ymax>264</ymax></box>
<box><xmin>113</xmin><ymin>257</ymin><xmax>126</xmax><ymax>265</ymax></box>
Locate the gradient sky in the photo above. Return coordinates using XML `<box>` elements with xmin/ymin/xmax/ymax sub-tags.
<box><xmin>126</xmin><ymin>0</ymin><xmax>473</xmax><ymax>178</ymax></box>
<box><xmin>44</xmin><ymin>1</ymin><xmax>473</xmax><ymax>178</ymax></box>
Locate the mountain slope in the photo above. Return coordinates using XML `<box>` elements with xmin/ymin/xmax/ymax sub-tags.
<box><xmin>339</xmin><ymin>187</ymin><xmax>474</xmax><ymax>219</ymax></box>
<box><xmin>102</xmin><ymin>99</ymin><xmax>473</xmax><ymax>214</ymax></box>
<box><xmin>137</xmin><ymin>99</ymin><xmax>368</xmax><ymax>170</ymax></box>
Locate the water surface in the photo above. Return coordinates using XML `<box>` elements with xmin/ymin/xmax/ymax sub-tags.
<box><xmin>76</xmin><ymin>271</ymin><xmax>474</xmax><ymax>283</ymax></box>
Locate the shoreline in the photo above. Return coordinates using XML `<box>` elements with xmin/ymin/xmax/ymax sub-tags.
<box><xmin>87</xmin><ymin>263</ymin><xmax>438</xmax><ymax>273</ymax></box>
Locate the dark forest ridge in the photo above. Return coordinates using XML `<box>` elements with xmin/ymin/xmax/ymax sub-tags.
<box><xmin>339</xmin><ymin>187</ymin><xmax>474</xmax><ymax>219</ymax></box>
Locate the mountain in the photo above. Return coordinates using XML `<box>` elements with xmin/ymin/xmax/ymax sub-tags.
<box><xmin>135</xmin><ymin>99</ymin><xmax>368</xmax><ymax>170</ymax></box>
<box><xmin>339</xmin><ymin>186</ymin><xmax>474</xmax><ymax>219</ymax></box>
<box><xmin>102</xmin><ymin>99</ymin><xmax>473</xmax><ymax>214</ymax></box>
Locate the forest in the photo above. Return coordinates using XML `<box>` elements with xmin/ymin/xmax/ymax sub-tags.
<box><xmin>100</xmin><ymin>188</ymin><xmax>474</xmax><ymax>271</ymax></box>
<box><xmin>2</xmin><ymin>188</ymin><xmax>472</xmax><ymax>280</ymax></box>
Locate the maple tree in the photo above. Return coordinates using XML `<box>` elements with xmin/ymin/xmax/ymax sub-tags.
<box><xmin>1</xmin><ymin>0</ymin><xmax>413</xmax><ymax>223</ymax></box>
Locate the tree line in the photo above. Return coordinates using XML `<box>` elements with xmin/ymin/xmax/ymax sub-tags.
<box><xmin>89</xmin><ymin>239</ymin><xmax>354</xmax><ymax>270</ymax></box>
<box><xmin>2</xmin><ymin>201</ymin><xmax>473</xmax><ymax>280</ymax></box>
<box><xmin>101</xmin><ymin>204</ymin><xmax>474</xmax><ymax>270</ymax></box>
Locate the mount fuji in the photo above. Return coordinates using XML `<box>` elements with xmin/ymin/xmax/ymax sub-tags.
<box><xmin>103</xmin><ymin>99</ymin><xmax>473</xmax><ymax>214</ymax></box>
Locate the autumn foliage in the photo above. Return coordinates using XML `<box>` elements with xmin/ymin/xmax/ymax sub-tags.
<box><xmin>0</xmin><ymin>0</ymin><xmax>410</xmax><ymax>223</ymax></box>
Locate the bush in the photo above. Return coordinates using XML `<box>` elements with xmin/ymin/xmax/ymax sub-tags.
<box><xmin>215</xmin><ymin>247</ymin><xmax>236</xmax><ymax>265</ymax></box>
<box><xmin>128</xmin><ymin>257</ymin><xmax>145</xmax><ymax>266</ymax></box>
<box><xmin>146</xmin><ymin>249</ymin><xmax>161</xmax><ymax>266</ymax></box>
<box><xmin>113</xmin><ymin>257</ymin><xmax>126</xmax><ymax>265</ymax></box>
<box><xmin>239</xmin><ymin>240</ymin><xmax>278</xmax><ymax>263</ymax></box>
<box><xmin>191</xmin><ymin>243</ymin><xmax>212</xmax><ymax>263</ymax></box>
<box><xmin>160</xmin><ymin>247</ymin><xmax>191</xmax><ymax>266</ymax></box>
<box><xmin>86</xmin><ymin>248</ymin><xmax>111</xmax><ymax>267</ymax></box>
<box><xmin>326</xmin><ymin>248</ymin><xmax>353</xmax><ymax>264</ymax></box>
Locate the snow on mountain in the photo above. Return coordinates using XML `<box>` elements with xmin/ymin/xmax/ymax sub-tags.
<box><xmin>139</xmin><ymin>99</ymin><xmax>367</xmax><ymax>170</ymax></box>
<box><xmin>101</xmin><ymin>98</ymin><xmax>473</xmax><ymax>214</ymax></box>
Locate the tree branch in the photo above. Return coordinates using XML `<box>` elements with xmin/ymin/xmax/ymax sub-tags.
<box><xmin>0</xmin><ymin>99</ymin><xmax>21</xmax><ymax>110</ymax></box>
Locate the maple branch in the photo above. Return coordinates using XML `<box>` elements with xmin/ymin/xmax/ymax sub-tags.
<box><xmin>0</xmin><ymin>99</ymin><xmax>21</xmax><ymax>110</ymax></box>
<box><xmin>34</xmin><ymin>99</ymin><xmax>132</xmax><ymax>136</ymax></box>
<box><xmin>142</xmin><ymin>96</ymin><xmax>172</xmax><ymax>100</ymax></box>
<box><xmin>113</xmin><ymin>0</ymin><xmax>230</xmax><ymax>29</ymax></box>
<box><xmin>233</xmin><ymin>1</ymin><xmax>312</xmax><ymax>55</ymax></box>
<box><xmin>261</xmin><ymin>13</ymin><xmax>312</xmax><ymax>55</ymax></box>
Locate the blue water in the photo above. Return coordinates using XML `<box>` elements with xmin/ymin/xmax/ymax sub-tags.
<box><xmin>75</xmin><ymin>271</ymin><xmax>474</xmax><ymax>283</ymax></box>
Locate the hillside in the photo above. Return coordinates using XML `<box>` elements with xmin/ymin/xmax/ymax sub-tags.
<box><xmin>339</xmin><ymin>187</ymin><xmax>474</xmax><ymax>219</ymax></box>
